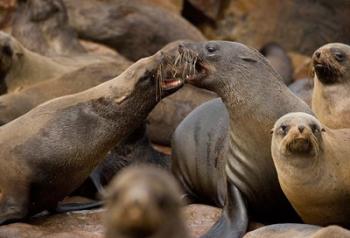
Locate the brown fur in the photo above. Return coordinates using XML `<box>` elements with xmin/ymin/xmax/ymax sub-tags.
<box><xmin>104</xmin><ymin>165</ymin><xmax>189</xmax><ymax>238</ymax></box>
<box><xmin>0</xmin><ymin>44</ymin><xmax>184</xmax><ymax>224</ymax></box>
<box><xmin>312</xmin><ymin>43</ymin><xmax>350</xmax><ymax>129</ymax></box>
<box><xmin>272</xmin><ymin>112</ymin><xmax>350</xmax><ymax>227</ymax></box>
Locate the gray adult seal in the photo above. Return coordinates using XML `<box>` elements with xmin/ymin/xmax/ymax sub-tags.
<box><xmin>12</xmin><ymin>0</ymin><xmax>85</xmax><ymax>56</ymax></box>
<box><xmin>62</xmin><ymin>0</ymin><xmax>205</xmax><ymax>61</ymax></box>
<box><xmin>171</xmin><ymin>41</ymin><xmax>311</xmax><ymax>238</ymax></box>
<box><xmin>271</xmin><ymin>112</ymin><xmax>350</xmax><ymax>227</ymax></box>
<box><xmin>104</xmin><ymin>165</ymin><xmax>189</xmax><ymax>238</ymax></box>
<box><xmin>0</xmin><ymin>44</ymin><xmax>185</xmax><ymax>224</ymax></box>
<box><xmin>312</xmin><ymin>43</ymin><xmax>350</xmax><ymax>129</ymax></box>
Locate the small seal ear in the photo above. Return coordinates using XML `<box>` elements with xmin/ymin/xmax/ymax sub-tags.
<box><xmin>321</xmin><ymin>128</ymin><xmax>326</xmax><ymax>132</ymax></box>
<box><xmin>270</xmin><ymin>128</ymin><xmax>274</xmax><ymax>134</ymax></box>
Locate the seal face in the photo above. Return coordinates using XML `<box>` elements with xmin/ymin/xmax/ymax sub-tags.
<box><xmin>104</xmin><ymin>166</ymin><xmax>188</xmax><ymax>238</ymax></box>
<box><xmin>312</xmin><ymin>43</ymin><xmax>350</xmax><ymax>129</ymax></box>
<box><xmin>312</xmin><ymin>43</ymin><xmax>349</xmax><ymax>85</ymax></box>
<box><xmin>272</xmin><ymin>112</ymin><xmax>324</xmax><ymax>159</ymax></box>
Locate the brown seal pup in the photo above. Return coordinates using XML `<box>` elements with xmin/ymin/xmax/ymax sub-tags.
<box><xmin>104</xmin><ymin>165</ymin><xmax>189</xmax><ymax>238</ymax></box>
<box><xmin>312</xmin><ymin>43</ymin><xmax>350</xmax><ymax>129</ymax></box>
<box><xmin>171</xmin><ymin>41</ymin><xmax>312</xmax><ymax>238</ymax></box>
<box><xmin>0</xmin><ymin>60</ymin><xmax>131</xmax><ymax>125</ymax></box>
<box><xmin>0</xmin><ymin>45</ymin><xmax>185</xmax><ymax>224</ymax></box>
<box><xmin>62</xmin><ymin>0</ymin><xmax>205</xmax><ymax>61</ymax></box>
<box><xmin>12</xmin><ymin>0</ymin><xmax>86</xmax><ymax>56</ymax></box>
<box><xmin>271</xmin><ymin>112</ymin><xmax>350</xmax><ymax>227</ymax></box>
<box><xmin>0</xmin><ymin>31</ymin><xmax>71</xmax><ymax>93</ymax></box>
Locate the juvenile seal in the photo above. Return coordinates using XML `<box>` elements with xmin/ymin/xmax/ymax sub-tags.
<box><xmin>171</xmin><ymin>41</ymin><xmax>311</xmax><ymax>238</ymax></box>
<box><xmin>312</xmin><ymin>43</ymin><xmax>350</xmax><ymax>129</ymax></box>
<box><xmin>63</xmin><ymin>0</ymin><xmax>205</xmax><ymax>60</ymax></box>
<box><xmin>104</xmin><ymin>165</ymin><xmax>189</xmax><ymax>238</ymax></box>
<box><xmin>0</xmin><ymin>60</ymin><xmax>131</xmax><ymax>125</ymax></box>
<box><xmin>12</xmin><ymin>0</ymin><xmax>86</xmax><ymax>56</ymax></box>
<box><xmin>271</xmin><ymin>112</ymin><xmax>350</xmax><ymax>227</ymax></box>
<box><xmin>0</xmin><ymin>44</ymin><xmax>185</xmax><ymax>224</ymax></box>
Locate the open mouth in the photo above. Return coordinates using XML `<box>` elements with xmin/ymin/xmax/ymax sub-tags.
<box><xmin>160</xmin><ymin>78</ymin><xmax>183</xmax><ymax>91</ymax></box>
<box><xmin>286</xmin><ymin>138</ymin><xmax>313</xmax><ymax>155</ymax></box>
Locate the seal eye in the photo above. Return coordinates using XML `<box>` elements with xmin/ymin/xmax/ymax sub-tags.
<box><xmin>333</xmin><ymin>51</ymin><xmax>345</xmax><ymax>63</ymax></box>
<box><xmin>206</xmin><ymin>45</ymin><xmax>218</xmax><ymax>54</ymax></box>
<box><xmin>2</xmin><ymin>45</ymin><xmax>13</xmax><ymax>57</ymax></box>
<box><xmin>279</xmin><ymin>125</ymin><xmax>289</xmax><ymax>135</ymax></box>
<box><xmin>310</xmin><ymin>124</ymin><xmax>320</xmax><ymax>134</ymax></box>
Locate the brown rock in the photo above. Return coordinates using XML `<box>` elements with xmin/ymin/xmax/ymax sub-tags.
<box><xmin>145</xmin><ymin>0</ymin><xmax>183</xmax><ymax>14</ymax></box>
<box><xmin>197</xmin><ymin>0</ymin><xmax>350</xmax><ymax>55</ymax></box>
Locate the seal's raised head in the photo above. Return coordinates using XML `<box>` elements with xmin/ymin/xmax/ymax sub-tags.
<box><xmin>104</xmin><ymin>165</ymin><xmax>186</xmax><ymax>238</ymax></box>
<box><xmin>312</xmin><ymin>43</ymin><xmax>350</xmax><ymax>85</ymax></box>
<box><xmin>272</xmin><ymin>112</ymin><xmax>325</xmax><ymax>161</ymax></box>
<box><xmin>174</xmin><ymin>41</ymin><xmax>280</xmax><ymax>91</ymax></box>
<box><xmin>0</xmin><ymin>32</ymin><xmax>23</xmax><ymax>75</ymax></box>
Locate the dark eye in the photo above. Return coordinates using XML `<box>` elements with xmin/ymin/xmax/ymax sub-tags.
<box><xmin>279</xmin><ymin>125</ymin><xmax>289</xmax><ymax>135</ymax></box>
<box><xmin>310</xmin><ymin>124</ymin><xmax>320</xmax><ymax>133</ymax></box>
<box><xmin>206</xmin><ymin>45</ymin><xmax>218</xmax><ymax>53</ymax></box>
<box><xmin>2</xmin><ymin>45</ymin><xmax>13</xmax><ymax>57</ymax></box>
<box><xmin>334</xmin><ymin>51</ymin><xmax>345</xmax><ymax>62</ymax></box>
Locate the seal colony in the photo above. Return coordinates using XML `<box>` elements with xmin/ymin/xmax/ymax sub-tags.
<box><xmin>171</xmin><ymin>41</ymin><xmax>312</xmax><ymax>237</ymax></box>
<box><xmin>271</xmin><ymin>112</ymin><xmax>350</xmax><ymax>227</ymax></box>
<box><xmin>0</xmin><ymin>44</ymin><xmax>187</xmax><ymax>224</ymax></box>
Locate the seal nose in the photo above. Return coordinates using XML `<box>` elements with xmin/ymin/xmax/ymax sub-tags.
<box><xmin>298</xmin><ymin>125</ymin><xmax>305</xmax><ymax>133</ymax></box>
<box><xmin>315</xmin><ymin>51</ymin><xmax>321</xmax><ymax>58</ymax></box>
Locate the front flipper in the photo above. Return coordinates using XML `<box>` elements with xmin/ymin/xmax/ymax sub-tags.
<box><xmin>201</xmin><ymin>184</ymin><xmax>248</xmax><ymax>238</ymax></box>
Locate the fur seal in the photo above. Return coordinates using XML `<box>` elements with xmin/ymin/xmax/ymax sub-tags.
<box><xmin>147</xmin><ymin>84</ymin><xmax>216</xmax><ymax>145</ymax></box>
<box><xmin>0</xmin><ymin>45</ymin><xmax>185</xmax><ymax>224</ymax></box>
<box><xmin>0</xmin><ymin>31</ymin><xmax>119</xmax><ymax>94</ymax></box>
<box><xmin>62</xmin><ymin>0</ymin><xmax>205</xmax><ymax>61</ymax></box>
<box><xmin>104</xmin><ymin>165</ymin><xmax>189</xmax><ymax>238</ymax></box>
<box><xmin>12</xmin><ymin>0</ymin><xmax>86</xmax><ymax>56</ymax></box>
<box><xmin>312</xmin><ymin>43</ymin><xmax>350</xmax><ymax>129</ymax></box>
<box><xmin>260</xmin><ymin>42</ymin><xmax>294</xmax><ymax>85</ymax></box>
<box><xmin>171</xmin><ymin>41</ymin><xmax>311</xmax><ymax>238</ymax></box>
<box><xmin>271</xmin><ymin>112</ymin><xmax>350</xmax><ymax>227</ymax></box>
<box><xmin>0</xmin><ymin>60</ymin><xmax>131</xmax><ymax>125</ymax></box>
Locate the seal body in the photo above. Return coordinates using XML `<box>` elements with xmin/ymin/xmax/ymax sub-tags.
<box><xmin>0</xmin><ymin>45</ymin><xmax>184</xmax><ymax>224</ymax></box>
<box><xmin>104</xmin><ymin>165</ymin><xmax>189</xmax><ymax>238</ymax></box>
<box><xmin>312</xmin><ymin>43</ymin><xmax>350</xmax><ymax>129</ymax></box>
<box><xmin>12</xmin><ymin>0</ymin><xmax>86</xmax><ymax>56</ymax></box>
<box><xmin>171</xmin><ymin>41</ymin><xmax>311</xmax><ymax>237</ymax></box>
<box><xmin>271</xmin><ymin>112</ymin><xmax>350</xmax><ymax>227</ymax></box>
<box><xmin>63</xmin><ymin>0</ymin><xmax>205</xmax><ymax>60</ymax></box>
<box><xmin>0</xmin><ymin>60</ymin><xmax>131</xmax><ymax>125</ymax></box>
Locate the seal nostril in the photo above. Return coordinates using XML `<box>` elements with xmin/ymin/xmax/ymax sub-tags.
<box><xmin>298</xmin><ymin>126</ymin><xmax>305</xmax><ymax>133</ymax></box>
<box><xmin>315</xmin><ymin>51</ymin><xmax>321</xmax><ymax>58</ymax></box>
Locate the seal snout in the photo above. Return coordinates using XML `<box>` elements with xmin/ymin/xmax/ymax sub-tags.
<box><xmin>312</xmin><ymin>45</ymin><xmax>346</xmax><ymax>84</ymax></box>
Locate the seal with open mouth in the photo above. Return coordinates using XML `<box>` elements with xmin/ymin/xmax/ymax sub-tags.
<box><xmin>271</xmin><ymin>112</ymin><xmax>350</xmax><ymax>227</ymax></box>
<box><xmin>0</xmin><ymin>43</ymin><xmax>184</xmax><ymax>224</ymax></box>
<box><xmin>312</xmin><ymin>43</ymin><xmax>350</xmax><ymax>129</ymax></box>
<box><xmin>104</xmin><ymin>165</ymin><xmax>189</xmax><ymax>238</ymax></box>
<box><xmin>171</xmin><ymin>41</ymin><xmax>312</xmax><ymax>238</ymax></box>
